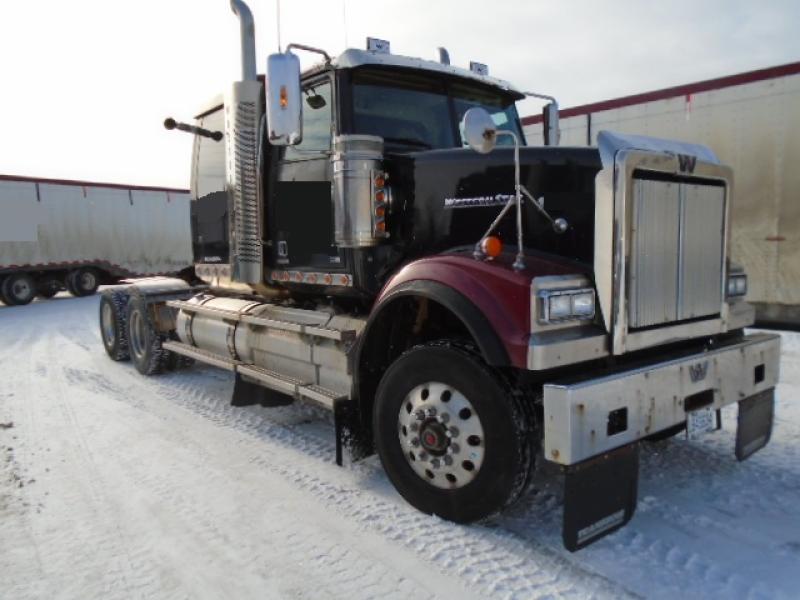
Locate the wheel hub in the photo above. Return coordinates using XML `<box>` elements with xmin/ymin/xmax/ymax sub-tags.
<box><xmin>397</xmin><ymin>381</ymin><xmax>485</xmax><ymax>490</ymax></box>
<box><xmin>419</xmin><ymin>420</ymin><xmax>448</xmax><ymax>455</ymax></box>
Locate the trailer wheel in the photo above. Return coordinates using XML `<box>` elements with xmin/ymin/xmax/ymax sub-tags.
<box><xmin>373</xmin><ymin>341</ymin><xmax>535</xmax><ymax>523</ymax></box>
<box><xmin>1</xmin><ymin>273</ymin><xmax>37</xmax><ymax>306</ymax></box>
<box><xmin>99</xmin><ymin>290</ymin><xmax>130</xmax><ymax>361</ymax></box>
<box><xmin>126</xmin><ymin>296</ymin><xmax>168</xmax><ymax>375</ymax></box>
<box><xmin>67</xmin><ymin>268</ymin><xmax>99</xmax><ymax>297</ymax></box>
<box><xmin>37</xmin><ymin>277</ymin><xmax>62</xmax><ymax>299</ymax></box>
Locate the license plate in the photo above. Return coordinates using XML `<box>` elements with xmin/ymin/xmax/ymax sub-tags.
<box><xmin>687</xmin><ymin>407</ymin><xmax>716</xmax><ymax>440</ymax></box>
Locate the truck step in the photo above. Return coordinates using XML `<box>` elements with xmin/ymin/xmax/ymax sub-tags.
<box><xmin>238</xmin><ymin>364</ymin><xmax>344</xmax><ymax>410</ymax></box>
<box><xmin>167</xmin><ymin>300</ymin><xmax>356</xmax><ymax>342</ymax></box>
<box><xmin>162</xmin><ymin>341</ymin><xmax>239</xmax><ymax>371</ymax></box>
<box><xmin>162</xmin><ymin>341</ymin><xmax>345</xmax><ymax>410</ymax></box>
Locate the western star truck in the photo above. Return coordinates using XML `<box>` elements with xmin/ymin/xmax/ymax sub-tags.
<box><xmin>0</xmin><ymin>175</ymin><xmax>192</xmax><ymax>305</ymax></box>
<box><xmin>97</xmin><ymin>0</ymin><xmax>782</xmax><ymax>550</ymax></box>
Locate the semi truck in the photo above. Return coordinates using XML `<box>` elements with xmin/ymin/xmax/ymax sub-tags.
<box><xmin>98</xmin><ymin>0</ymin><xmax>782</xmax><ymax>550</ymax></box>
<box><xmin>0</xmin><ymin>175</ymin><xmax>192</xmax><ymax>305</ymax></box>
<box><xmin>523</xmin><ymin>61</ymin><xmax>800</xmax><ymax>328</ymax></box>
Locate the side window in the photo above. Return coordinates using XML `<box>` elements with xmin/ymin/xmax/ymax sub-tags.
<box><xmin>193</xmin><ymin>108</ymin><xmax>226</xmax><ymax>197</ymax></box>
<box><xmin>283</xmin><ymin>80</ymin><xmax>332</xmax><ymax>160</ymax></box>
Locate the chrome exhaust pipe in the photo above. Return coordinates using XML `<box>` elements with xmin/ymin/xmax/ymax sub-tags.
<box><xmin>230</xmin><ymin>0</ymin><xmax>257</xmax><ymax>81</ymax></box>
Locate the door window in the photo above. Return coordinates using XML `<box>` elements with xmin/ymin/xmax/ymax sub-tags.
<box><xmin>283</xmin><ymin>80</ymin><xmax>332</xmax><ymax>160</ymax></box>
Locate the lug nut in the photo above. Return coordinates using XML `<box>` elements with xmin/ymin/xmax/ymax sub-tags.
<box><xmin>431</xmin><ymin>458</ymin><xmax>441</xmax><ymax>469</ymax></box>
<box><xmin>415</xmin><ymin>410</ymin><xmax>425</xmax><ymax>421</ymax></box>
<box><xmin>418</xmin><ymin>450</ymin><xmax>428</xmax><ymax>460</ymax></box>
<box><xmin>426</xmin><ymin>407</ymin><xmax>437</xmax><ymax>417</ymax></box>
<box><xmin>447</xmin><ymin>443</ymin><xmax>460</xmax><ymax>455</ymax></box>
<box><xmin>448</xmin><ymin>426</ymin><xmax>459</xmax><ymax>438</ymax></box>
<box><xmin>439</xmin><ymin>413</ymin><xmax>450</xmax><ymax>424</ymax></box>
<box><xmin>443</xmin><ymin>455</ymin><xmax>453</xmax><ymax>466</ymax></box>
<box><xmin>410</xmin><ymin>422</ymin><xmax>419</xmax><ymax>432</ymax></box>
<box><xmin>411</xmin><ymin>437</ymin><xmax>420</xmax><ymax>447</ymax></box>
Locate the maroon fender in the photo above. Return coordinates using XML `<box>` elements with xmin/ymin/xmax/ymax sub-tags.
<box><xmin>376</xmin><ymin>252</ymin><xmax>583</xmax><ymax>369</ymax></box>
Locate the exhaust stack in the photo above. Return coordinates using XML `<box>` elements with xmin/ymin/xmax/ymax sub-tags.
<box><xmin>230</xmin><ymin>0</ymin><xmax>257</xmax><ymax>81</ymax></box>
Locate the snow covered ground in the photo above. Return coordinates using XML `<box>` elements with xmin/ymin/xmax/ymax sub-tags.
<box><xmin>1</xmin><ymin>293</ymin><xmax>798</xmax><ymax>600</ymax></box>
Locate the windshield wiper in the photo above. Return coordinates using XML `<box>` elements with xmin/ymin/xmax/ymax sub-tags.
<box><xmin>382</xmin><ymin>136</ymin><xmax>432</xmax><ymax>149</ymax></box>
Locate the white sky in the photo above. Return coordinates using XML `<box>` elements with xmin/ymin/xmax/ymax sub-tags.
<box><xmin>0</xmin><ymin>0</ymin><xmax>797</xmax><ymax>189</ymax></box>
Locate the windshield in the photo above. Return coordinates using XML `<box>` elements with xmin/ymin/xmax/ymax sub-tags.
<box><xmin>351</xmin><ymin>69</ymin><xmax>524</xmax><ymax>150</ymax></box>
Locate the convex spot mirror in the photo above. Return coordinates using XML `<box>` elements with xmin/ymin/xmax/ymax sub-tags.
<box><xmin>266</xmin><ymin>51</ymin><xmax>302</xmax><ymax>145</ymax></box>
<box><xmin>462</xmin><ymin>107</ymin><xmax>497</xmax><ymax>154</ymax></box>
<box><xmin>305</xmin><ymin>91</ymin><xmax>327</xmax><ymax>110</ymax></box>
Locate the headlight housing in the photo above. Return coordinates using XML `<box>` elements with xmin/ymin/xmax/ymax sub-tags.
<box><xmin>726</xmin><ymin>273</ymin><xmax>747</xmax><ymax>298</ymax></box>
<box><xmin>539</xmin><ymin>288</ymin><xmax>596</xmax><ymax>324</ymax></box>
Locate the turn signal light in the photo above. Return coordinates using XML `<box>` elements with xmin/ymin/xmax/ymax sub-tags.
<box><xmin>375</xmin><ymin>190</ymin><xmax>386</xmax><ymax>203</ymax></box>
<box><xmin>280</xmin><ymin>85</ymin><xmax>289</xmax><ymax>108</ymax></box>
<box><xmin>375</xmin><ymin>176</ymin><xmax>386</xmax><ymax>188</ymax></box>
<box><xmin>480</xmin><ymin>236</ymin><xmax>502</xmax><ymax>258</ymax></box>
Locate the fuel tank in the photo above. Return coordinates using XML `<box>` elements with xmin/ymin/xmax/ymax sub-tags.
<box><xmin>386</xmin><ymin>146</ymin><xmax>602</xmax><ymax>267</ymax></box>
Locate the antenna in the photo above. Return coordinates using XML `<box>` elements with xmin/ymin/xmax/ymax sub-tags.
<box><xmin>276</xmin><ymin>0</ymin><xmax>282</xmax><ymax>51</ymax></box>
<box><xmin>342</xmin><ymin>0</ymin><xmax>349</xmax><ymax>48</ymax></box>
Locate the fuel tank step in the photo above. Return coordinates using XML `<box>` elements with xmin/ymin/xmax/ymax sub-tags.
<box><xmin>162</xmin><ymin>341</ymin><xmax>345</xmax><ymax>410</ymax></box>
<box><xmin>166</xmin><ymin>300</ymin><xmax>357</xmax><ymax>342</ymax></box>
<box><xmin>162</xmin><ymin>341</ymin><xmax>238</xmax><ymax>371</ymax></box>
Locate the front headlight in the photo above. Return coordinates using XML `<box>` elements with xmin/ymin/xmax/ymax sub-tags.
<box><xmin>539</xmin><ymin>288</ymin><xmax>596</xmax><ymax>324</ymax></box>
<box><xmin>727</xmin><ymin>273</ymin><xmax>747</xmax><ymax>298</ymax></box>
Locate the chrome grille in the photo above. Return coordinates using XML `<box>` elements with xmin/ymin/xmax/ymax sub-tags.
<box><xmin>628</xmin><ymin>177</ymin><xmax>725</xmax><ymax>329</ymax></box>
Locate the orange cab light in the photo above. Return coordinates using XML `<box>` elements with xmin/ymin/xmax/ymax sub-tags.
<box><xmin>375</xmin><ymin>176</ymin><xmax>385</xmax><ymax>188</ymax></box>
<box><xmin>481</xmin><ymin>236</ymin><xmax>502</xmax><ymax>258</ymax></box>
<box><xmin>375</xmin><ymin>190</ymin><xmax>386</xmax><ymax>202</ymax></box>
<box><xmin>375</xmin><ymin>205</ymin><xmax>386</xmax><ymax>218</ymax></box>
<box><xmin>279</xmin><ymin>85</ymin><xmax>289</xmax><ymax>108</ymax></box>
<box><xmin>376</xmin><ymin>220</ymin><xmax>386</xmax><ymax>233</ymax></box>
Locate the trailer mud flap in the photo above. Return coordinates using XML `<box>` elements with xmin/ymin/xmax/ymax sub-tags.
<box><xmin>736</xmin><ymin>388</ymin><xmax>774</xmax><ymax>461</ymax></box>
<box><xmin>563</xmin><ymin>444</ymin><xmax>639</xmax><ymax>551</ymax></box>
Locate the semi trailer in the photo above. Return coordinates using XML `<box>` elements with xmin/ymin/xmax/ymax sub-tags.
<box><xmin>98</xmin><ymin>0</ymin><xmax>782</xmax><ymax>550</ymax></box>
<box><xmin>523</xmin><ymin>61</ymin><xmax>800</xmax><ymax>328</ymax></box>
<box><xmin>0</xmin><ymin>175</ymin><xmax>192</xmax><ymax>305</ymax></box>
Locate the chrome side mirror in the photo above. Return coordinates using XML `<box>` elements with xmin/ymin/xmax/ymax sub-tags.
<box><xmin>462</xmin><ymin>107</ymin><xmax>497</xmax><ymax>154</ymax></box>
<box><xmin>266</xmin><ymin>52</ymin><xmax>302</xmax><ymax>145</ymax></box>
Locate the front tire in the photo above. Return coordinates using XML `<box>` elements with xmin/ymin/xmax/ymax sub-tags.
<box><xmin>126</xmin><ymin>296</ymin><xmax>168</xmax><ymax>375</ymax></box>
<box><xmin>1</xmin><ymin>273</ymin><xmax>36</xmax><ymax>305</ymax></box>
<box><xmin>373</xmin><ymin>342</ymin><xmax>535</xmax><ymax>523</ymax></box>
<box><xmin>99</xmin><ymin>289</ymin><xmax>130</xmax><ymax>361</ymax></box>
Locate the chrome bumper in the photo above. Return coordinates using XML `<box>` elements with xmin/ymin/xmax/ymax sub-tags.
<box><xmin>543</xmin><ymin>333</ymin><xmax>781</xmax><ymax>465</ymax></box>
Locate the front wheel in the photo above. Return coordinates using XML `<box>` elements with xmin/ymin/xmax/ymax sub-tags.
<box><xmin>1</xmin><ymin>273</ymin><xmax>36</xmax><ymax>306</ymax></box>
<box><xmin>373</xmin><ymin>342</ymin><xmax>535</xmax><ymax>523</ymax></box>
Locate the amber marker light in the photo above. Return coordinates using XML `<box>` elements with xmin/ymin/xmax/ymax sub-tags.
<box><xmin>480</xmin><ymin>236</ymin><xmax>502</xmax><ymax>258</ymax></box>
<box><xmin>280</xmin><ymin>85</ymin><xmax>289</xmax><ymax>108</ymax></box>
<box><xmin>375</xmin><ymin>176</ymin><xmax>386</xmax><ymax>188</ymax></box>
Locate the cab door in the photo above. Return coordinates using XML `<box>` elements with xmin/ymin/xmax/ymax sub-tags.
<box><xmin>268</xmin><ymin>75</ymin><xmax>340</xmax><ymax>272</ymax></box>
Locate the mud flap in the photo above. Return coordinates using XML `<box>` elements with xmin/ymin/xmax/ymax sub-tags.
<box><xmin>563</xmin><ymin>443</ymin><xmax>639</xmax><ymax>552</ymax></box>
<box><xmin>231</xmin><ymin>373</ymin><xmax>293</xmax><ymax>407</ymax></box>
<box><xmin>334</xmin><ymin>398</ymin><xmax>371</xmax><ymax>466</ymax></box>
<box><xmin>736</xmin><ymin>388</ymin><xmax>774</xmax><ymax>461</ymax></box>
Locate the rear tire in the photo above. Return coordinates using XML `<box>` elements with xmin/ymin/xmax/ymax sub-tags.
<box><xmin>373</xmin><ymin>341</ymin><xmax>535</xmax><ymax>523</ymax></box>
<box><xmin>126</xmin><ymin>296</ymin><xmax>169</xmax><ymax>375</ymax></box>
<box><xmin>99</xmin><ymin>289</ymin><xmax>130</xmax><ymax>361</ymax></box>
<box><xmin>1</xmin><ymin>273</ymin><xmax>36</xmax><ymax>306</ymax></box>
<box><xmin>67</xmin><ymin>268</ymin><xmax>99</xmax><ymax>297</ymax></box>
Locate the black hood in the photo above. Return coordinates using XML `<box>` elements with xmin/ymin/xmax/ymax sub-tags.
<box><xmin>386</xmin><ymin>146</ymin><xmax>602</xmax><ymax>267</ymax></box>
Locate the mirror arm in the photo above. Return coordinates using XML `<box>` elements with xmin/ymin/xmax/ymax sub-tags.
<box><xmin>285</xmin><ymin>43</ymin><xmax>331</xmax><ymax>64</ymax></box>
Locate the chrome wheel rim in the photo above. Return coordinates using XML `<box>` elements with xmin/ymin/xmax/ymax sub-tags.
<box><xmin>398</xmin><ymin>381</ymin><xmax>486</xmax><ymax>490</ymax></box>
<box><xmin>129</xmin><ymin>310</ymin><xmax>147</xmax><ymax>361</ymax></box>
<box><xmin>101</xmin><ymin>303</ymin><xmax>116</xmax><ymax>346</ymax></box>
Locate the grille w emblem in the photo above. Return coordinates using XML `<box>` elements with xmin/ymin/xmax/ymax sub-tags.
<box><xmin>689</xmin><ymin>361</ymin><xmax>709</xmax><ymax>383</ymax></box>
